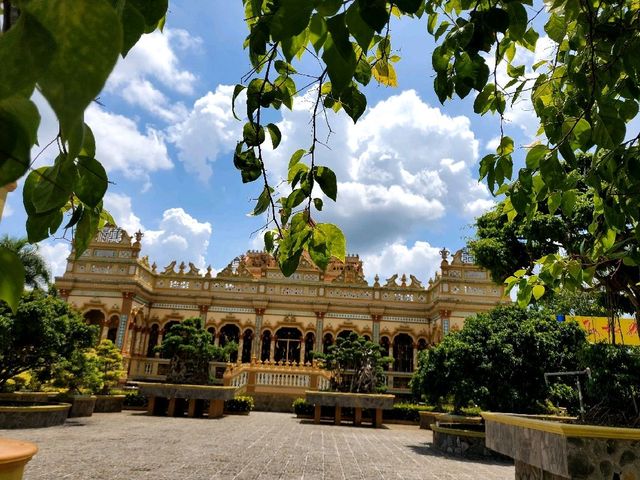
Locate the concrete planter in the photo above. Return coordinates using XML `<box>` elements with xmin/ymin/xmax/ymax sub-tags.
<box><xmin>418</xmin><ymin>411</ymin><xmax>483</xmax><ymax>430</ymax></box>
<box><xmin>0</xmin><ymin>402</ymin><xmax>71</xmax><ymax>429</ymax></box>
<box><xmin>55</xmin><ymin>395</ymin><xmax>96</xmax><ymax>418</ymax></box>
<box><xmin>0</xmin><ymin>392</ymin><xmax>54</xmax><ymax>403</ymax></box>
<box><xmin>482</xmin><ymin>412</ymin><xmax>640</xmax><ymax>479</ymax></box>
<box><xmin>93</xmin><ymin>395</ymin><xmax>125</xmax><ymax>413</ymax></box>
<box><xmin>137</xmin><ymin>382</ymin><xmax>236</xmax><ymax>419</ymax></box>
<box><xmin>305</xmin><ymin>391</ymin><xmax>395</xmax><ymax>427</ymax></box>
<box><xmin>0</xmin><ymin>438</ymin><xmax>38</xmax><ymax>480</ymax></box>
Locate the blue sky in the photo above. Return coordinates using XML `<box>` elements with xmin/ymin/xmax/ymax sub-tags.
<box><xmin>2</xmin><ymin>1</ymin><xmax>548</xmax><ymax>283</ymax></box>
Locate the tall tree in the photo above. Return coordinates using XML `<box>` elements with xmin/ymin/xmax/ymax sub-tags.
<box><xmin>0</xmin><ymin>235</ymin><xmax>50</xmax><ymax>288</ymax></box>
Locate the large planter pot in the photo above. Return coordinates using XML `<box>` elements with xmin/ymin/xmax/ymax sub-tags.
<box><xmin>305</xmin><ymin>391</ymin><xmax>395</xmax><ymax>427</ymax></box>
<box><xmin>0</xmin><ymin>403</ymin><xmax>70</xmax><ymax>429</ymax></box>
<box><xmin>55</xmin><ymin>395</ymin><xmax>96</xmax><ymax>418</ymax></box>
<box><xmin>0</xmin><ymin>438</ymin><xmax>38</xmax><ymax>480</ymax></box>
<box><xmin>137</xmin><ymin>382</ymin><xmax>237</xmax><ymax>419</ymax></box>
<box><xmin>482</xmin><ymin>412</ymin><xmax>640</xmax><ymax>479</ymax></box>
<box><xmin>93</xmin><ymin>395</ymin><xmax>125</xmax><ymax>413</ymax></box>
<box><xmin>0</xmin><ymin>393</ymin><xmax>54</xmax><ymax>403</ymax></box>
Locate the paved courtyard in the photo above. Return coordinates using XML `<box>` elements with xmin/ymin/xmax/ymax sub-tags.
<box><xmin>6</xmin><ymin>411</ymin><xmax>514</xmax><ymax>479</ymax></box>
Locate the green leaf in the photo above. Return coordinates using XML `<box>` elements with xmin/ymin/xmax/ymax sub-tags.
<box><xmin>314</xmin><ymin>166</ymin><xmax>338</xmax><ymax>201</ymax></box>
<box><xmin>243</xmin><ymin>122</ymin><xmax>266</xmax><ymax>146</ymax></box>
<box><xmin>313</xmin><ymin>198</ymin><xmax>324</xmax><ymax>211</ymax></box>
<box><xmin>561</xmin><ymin>190</ymin><xmax>577</xmax><ymax>216</ymax></box>
<box><xmin>127</xmin><ymin>0</ymin><xmax>168</xmax><ymax>32</ymax></box>
<box><xmin>544</xmin><ymin>13</ymin><xmax>566</xmax><ymax>43</ymax></box>
<box><xmin>346</xmin><ymin>2</ymin><xmax>375</xmax><ymax>51</ymax></box>
<box><xmin>506</xmin><ymin>3</ymin><xmax>527</xmax><ymax>41</ymax></box>
<box><xmin>289</xmin><ymin>149</ymin><xmax>306</xmax><ymax>169</ymax></box>
<box><xmin>427</xmin><ymin>13</ymin><xmax>438</xmax><ymax>34</ymax></box>
<box><xmin>547</xmin><ymin>191</ymin><xmax>562</xmax><ymax>214</ymax></box>
<box><xmin>79</xmin><ymin>124</ymin><xmax>96</xmax><ymax>158</ymax></box>
<box><xmin>281</xmin><ymin>28</ymin><xmax>309</xmax><ymax>62</ymax></box>
<box><xmin>76</xmin><ymin>156</ymin><xmax>108</xmax><ymax>208</ymax></box>
<box><xmin>340</xmin><ymin>85</ymin><xmax>367</xmax><ymax>122</ymax></box>
<box><xmin>26</xmin><ymin>209</ymin><xmax>63</xmax><ymax>242</ymax></box>
<box><xmin>0</xmin><ymin>97</ymin><xmax>40</xmax><ymax>185</ymax></box>
<box><xmin>317</xmin><ymin>0</ymin><xmax>343</xmax><ymax>16</ymax></box>
<box><xmin>359</xmin><ymin>0</ymin><xmax>388</xmax><ymax>32</ymax></box>
<box><xmin>31</xmin><ymin>155</ymin><xmax>77</xmax><ymax>213</ymax></box>
<box><xmin>497</xmin><ymin>136</ymin><xmax>514</xmax><ymax>156</ymax></box>
<box><xmin>264</xmin><ymin>231</ymin><xmax>275</xmax><ymax>252</ymax></box>
<box><xmin>253</xmin><ymin>186</ymin><xmax>273</xmax><ymax>216</ymax></box>
<box><xmin>279</xmin><ymin>248</ymin><xmax>303</xmax><ymax>277</ymax></box>
<box><xmin>266</xmin><ymin>123</ymin><xmax>282</xmax><ymax>149</ymax></box>
<box><xmin>532</xmin><ymin>284</ymin><xmax>545</xmax><ymax>301</ymax></box>
<box><xmin>120</xmin><ymin>2</ymin><xmax>146</xmax><ymax>56</ymax></box>
<box><xmin>354</xmin><ymin>57</ymin><xmax>372</xmax><ymax>85</ymax></box>
<box><xmin>270</xmin><ymin>0</ymin><xmax>313</xmax><ymax>41</ymax></box>
<box><xmin>0</xmin><ymin>247</ymin><xmax>25</xmax><ymax>313</ymax></box>
<box><xmin>64</xmin><ymin>204</ymin><xmax>84</xmax><ymax>229</ymax></box>
<box><xmin>525</xmin><ymin>144</ymin><xmax>549</xmax><ymax>170</ymax></box>
<box><xmin>232</xmin><ymin>85</ymin><xmax>246</xmax><ymax>121</ymax></box>
<box><xmin>309</xmin><ymin>14</ymin><xmax>328</xmax><ymax>53</ymax></box>
<box><xmin>0</xmin><ymin>11</ymin><xmax>55</xmax><ymax>101</ymax></box>
<box><xmin>274</xmin><ymin>60</ymin><xmax>297</xmax><ymax>76</ymax></box>
<box><xmin>26</xmin><ymin>0</ymin><xmax>123</xmax><ymax>139</ymax></box>
<box><xmin>395</xmin><ymin>0</ymin><xmax>423</xmax><ymax>14</ymax></box>
<box><xmin>316</xmin><ymin>223</ymin><xmax>346</xmax><ymax>262</ymax></box>
<box><xmin>74</xmin><ymin>206</ymin><xmax>99</xmax><ymax>258</ymax></box>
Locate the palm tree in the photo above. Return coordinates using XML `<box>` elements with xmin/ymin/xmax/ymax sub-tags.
<box><xmin>0</xmin><ymin>236</ymin><xmax>50</xmax><ymax>289</ymax></box>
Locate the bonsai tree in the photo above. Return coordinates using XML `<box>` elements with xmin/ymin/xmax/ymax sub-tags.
<box><xmin>93</xmin><ymin>339</ymin><xmax>125</xmax><ymax>395</ymax></box>
<box><xmin>0</xmin><ymin>290</ymin><xmax>97</xmax><ymax>391</ymax></box>
<box><xmin>412</xmin><ymin>305</ymin><xmax>587</xmax><ymax>413</ymax></box>
<box><xmin>316</xmin><ymin>332</ymin><xmax>393</xmax><ymax>393</ymax></box>
<box><xmin>158</xmin><ymin>318</ymin><xmax>237</xmax><ymax>385</ymax></box>
<box><xmin>50</xmin><ymin>348</ymin><xmax>102</xmax><ymax>395</ymax></box>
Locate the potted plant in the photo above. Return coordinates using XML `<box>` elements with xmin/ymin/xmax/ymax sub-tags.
<box><xmin>0</xmin><ymin>290</ymin><xmax>96</xmax><ymax>427</ymax></box>
<box><xmin>224</xmin><ymin>395</ymin><xmax>254</xmax><ymax>415</ymax></box>
<box><xmin>50</xmin><ymin>348</ymin><xmax>101</xmax><ymax>417</ymax></box>
<box><xmin>92</xmin><ymin>339</ymin><xmax>126</xmax><ymax>412</ymax></box>
<box><xmin>138</xmin><ymin>318</ymin><xmax>238</xmax><ymax>418</ymax></box>
<box><xmin>306</xmin><ymin>333</ymin><xmax>395</xmax><ymax>427</ymax></box>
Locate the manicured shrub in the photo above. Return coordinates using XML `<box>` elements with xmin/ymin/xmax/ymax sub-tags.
<box><xmin>123</xmin><ymin>390</ymin><xmax>147</xmax><ymax>408</ymax></box>
<box><xmin>225</xmin><ymin>395</ymin><xmax>254</xmax><ymax>413</ymax></box>
<box><xmin>93</xmin><ymin>339</ymin><xmax>125</xmax><ymax>394</ymax></box>
<box><xmin>412</xmin><ymin>305</ymin><xmax>587</xmax><ymax>413</ymax></box>
<box><xmin>292</xmin><ymin>397</ymin><xmax>314</xmax><ymax>416</ymax></box>
<box><xmin>387</xmin><ymin>403</ymin><xmax>435</xmax><ymax>422</ymax></box>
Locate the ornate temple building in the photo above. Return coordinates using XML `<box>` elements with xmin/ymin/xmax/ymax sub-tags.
<box><xmin>56</xmin><ymin>226</ymin><xmax>508</xmax><ymax>395</ymax></box>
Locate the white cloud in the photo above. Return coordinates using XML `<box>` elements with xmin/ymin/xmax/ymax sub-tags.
<box><xmin>167</xmin><ymin>85</ymin><xmax>241</xmax><ymax>181</ymax></box>
<box><xmin>120</xmin><ymin>79</ymin><xmax>188</xmax><ymax>123</ymax></box>
<box><xmin>144</xmin><ymin>208</ymin><xmax>212</xmax><ymax>270</ymax></box>
<box><xmin>107</xmin><ymin>28</ymin><xmax>199</xmax><ymax>96</ymax></box>
<box><xmin>40</xmin><ymin>241</ymin><xmax>71</xmax><ymax>279</ymax></box>
<box><xmin>266</xmin><ymin>89</ymin><xmax>492</xmax><ymax>252</ymax></box>
<box><xmin>103</xmin><ymin>193</ymin><xmax>144</xmax><ymax>233</ymax></box>
<box><xmin>361</xmin><ymin>241</ymin><xmax>442</xmax><ymax>284</ymax></box>
<box><xmin>85</xmin><ymin>104</ymin><xmax>173</xmax><ymax>189</ymax></box>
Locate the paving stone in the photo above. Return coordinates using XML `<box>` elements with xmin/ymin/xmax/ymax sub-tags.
<box><xmin>4</xmin><ymin>411</ymin><xmax>515</xmax><ymax>479</ymax></box>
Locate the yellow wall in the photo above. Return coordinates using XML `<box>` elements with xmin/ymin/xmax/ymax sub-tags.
<box><xmin>568</xmin><ymin>316</ymin><xmax>639</xmax><ymax>346</ymax></box>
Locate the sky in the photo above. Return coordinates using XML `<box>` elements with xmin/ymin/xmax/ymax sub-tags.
<box><xmin>1</xmin><ymin>1</ymin><xmax>550</xmax><ymax>284</ymax></box>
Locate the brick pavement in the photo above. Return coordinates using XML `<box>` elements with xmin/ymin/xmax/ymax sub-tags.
<box><xmin>5</xmin><ymin>411</ymin><xmax>515</xmax><ymax>479</ymax></box>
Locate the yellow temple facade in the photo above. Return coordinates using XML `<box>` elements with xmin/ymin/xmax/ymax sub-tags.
<box><xmin>56</xmin><ymin>226</ymin><xmax>509</xmax><ymax>395</ymax></box>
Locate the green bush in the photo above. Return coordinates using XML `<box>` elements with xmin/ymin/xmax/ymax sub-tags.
<box><xmin>225</xmin><ymin>395</ymin><xmax>254</xmax><ymax>413</ymax></box>
<box><xmin>412</xmin><ymin>305</ymin><xmax>587</xmax><ymax>414</ymax></box>
<box><xmin>123</xmin><ymin>390</ymin><xmax>147</xmax><ymax>408</ymax></box>
<box><xmin>580</xmin><ymin>343</ymin><xmax>640</xmax><ymax>423</ymax></box>
<box><xmin>49</xmin><ymin>349</ymin><xmax>102</xmax><ymax>395</ymax></box>
<box><xmin>93</xmin><ymin>339</ymin><xmax>125</xmax><ymax>394</ymax></box>
<box><xmin>292</xmin><ymin>397</ymin><xmax>314</xmax><ymax>416</ymax></box>
<box><xmin>387</xmin><ymin>403</ymin><xmax>435</xmax><ymax>422</ymax></box>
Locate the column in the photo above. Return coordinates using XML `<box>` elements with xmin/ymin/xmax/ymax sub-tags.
<box><xmin>117</xmin><ymin>292</ymin><xmax>135</xmax><ymax>352</ymax></box>
<box><xmin>214</xmin><ymin>333</ymin><xmax>220</xmax><ymax>347</ymax></box>
<box><xmin>371</xmin><ymin>314</ymin><xmax>382</xmax><ymax>343</ymax></box>
<box><xmin>100</xmin><ymin>320</ymin><xmax>108</xmax><ymax>340</ymax></box>
<box><xmin>314</xmin><ymin>312</ymin><xmax>325</xmax><ymax>351</ymax></box>
<box><xmin>439</xmin><ymin>309</ymin><xmax>451</xmax><ymax>340</ymax></box>
<box><xmin>270</xmin><ymin>336</ymin><xmax>276</xmax><ymax>361</ymax></box>
<box><xmin>412</xmin><ymin>343</ymin><xmax>418</xmax><ymax>371</ymax></box>
<box><xmin>237</xmin><ymin>336</ymin><xmax>244</xmax><ymax>363</ymax></box>
<box><xmin>253</xmin><ymin>308</ymin><xmax>265</xmax><ymax>357</ymax></box>
<box><xmin>300</xmin><ymin>337</ymin><xmax>306</xmax><ymax>365</ymax></box>
<box><xmin>155</xmin><ymin>331</ymin><xmax>164</xmax><ymax>357</ymax></box>
<box><xmin>198</xmin><ymin>305</ymin><xmax>209</xmax><ymax>324</ymax></box>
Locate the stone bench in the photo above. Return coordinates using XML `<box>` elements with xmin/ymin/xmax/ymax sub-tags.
<box><xmin>137</xmin><ymin>383</ymin><xmax>237</xmax><ymax>419</ymax></box>
<box><xmin>305</xmin><ymin>391</ymin><xmax>395</xmax><ymax>427</ymax></box>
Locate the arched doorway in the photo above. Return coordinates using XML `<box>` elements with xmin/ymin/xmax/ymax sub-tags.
<box><xmin>304</xmin><ymin>332</ymin><xmax>315</xmax><ymax>363</ymax></box>
<box><xmin>337</xmin><ymin>330</ymin><xmax>353</xmax><ymax>339</ymax></box>
<box><xmin>380</xmin><ymin>336</ymin><xmax>391</xmax><ymax>370</ymax></box>
<box><xmin>323</xmin><ymin>333</ymin><xmax>334</xmax><ymax>354</ymax></box>
<box><xmin>417</xmin><ymin>338</ymin><xmax>428</xmax><ymax>351</ymax></box>
<box><xmin>260</xmin><ymin>330</ymin><xmax>272</xmax><ymax>361</ymax></box>
<box><xmin>393</xmin><ymin>333</ymin><xmax>414</xmax><ymax>372</ymax></box>
<box><xmin>146</xmin><ymin>324</ymin><xmax>159</xmax><ymax>357</ymax></box>
<box><xmin>207</xmin><ymin>326</ymin><xmax>216</xmax><ymax>342</ymax></box>
<box><xmin>220</xmin><ymin>324</ymin><xmax>240</xmax><ymax>362</ymax></box>
<box><xmin>274</xmin><ymin>327</ymin><xmax>301</xmax><ymax>363</ymax></box>
<box><xmin>84</xmin><ymin>310</ymin><xmax>105</xmax><ymax>342</ymax></box>
<box><xmin>107</xmin><ymin>315</ymin><xmax>119</xmax><ymax>343</ymax></box>
<box><xmin>241</xmin><ymin>329</ymin><xmax>253</xmax><ymax>363</ymax></box>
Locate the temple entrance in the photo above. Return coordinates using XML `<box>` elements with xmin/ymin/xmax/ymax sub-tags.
<box><xmin>260</xmin><ymin>330</ymin><xmax>271</xmax><ymax>361</ymax></box>
<box><xmin>107</xmin><ymin>315</ymin><xmax>119</xmax><ymax>343</ymax></box>
<box><xmin>304</xmin><ymin>332</ymin><xmax>315</xmax><ymax>363</ymax></box>
<box><xmin>393</xmin><ymin>333</ymin><xmax>414</xmax><ymax>372</ymax></box>
<box><xmin>146</xmin><ymin>324</ymin><xmax>159</xmax><ymax>357</ymax></box>
<box><xmin>220</xmin><ymin>324</ymin><xmax>240</xmax><ymax>362</ymax></box>
<box><xmin>241</xmin><ymin>329</ymin><xmax>253</xmax><ymax>363</ymax></box>
<box><xmin>323</xmin><ymin>333</ymin><xmax>334</xmax><ymax>354</ymax></box>
<box><xmin>274</xmin><ymin>327</ymin><xmax>301</xmax><ymax>364</ymax></box>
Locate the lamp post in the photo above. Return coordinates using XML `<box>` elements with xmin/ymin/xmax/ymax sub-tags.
<box><xmin>0</xmin><ymin>181</ymin><xmax>17</xmax><ymax>223</ymax></box>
